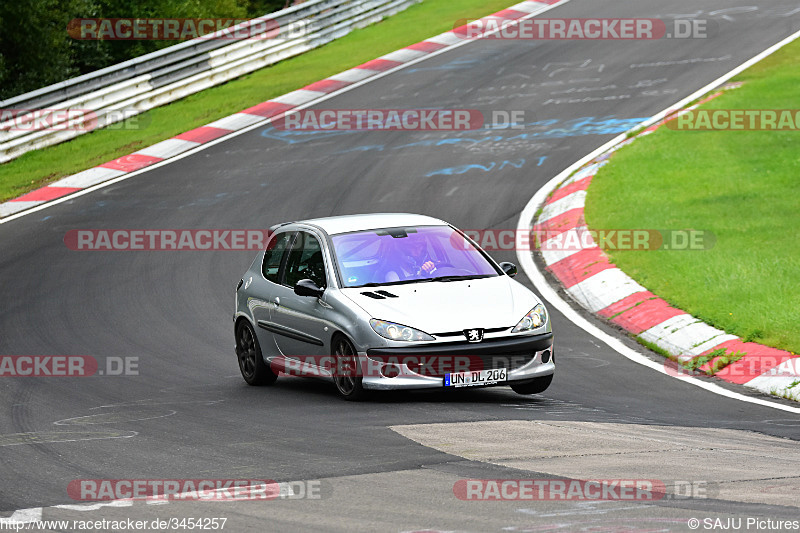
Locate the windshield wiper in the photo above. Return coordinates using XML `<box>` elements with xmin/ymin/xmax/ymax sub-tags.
<box><xmin>354</xmin><ymin>279</ymin><xmax>418</xmax><ymax>287</ymax></box>
<box><xmin>428</xmin><ymin>275</ymin><xmax>483</xmax><ymax>282</ymax></box>
<box><xmin>354</xmin><ymin>275</ymin><xmax>488</xmax><ymax>287</ymax></box>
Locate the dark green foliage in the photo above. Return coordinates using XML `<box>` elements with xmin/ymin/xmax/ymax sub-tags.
<box><xmin>0</xmin><ymin>0</ymin><xmax>288</xmax><ymax>99</ymax></box>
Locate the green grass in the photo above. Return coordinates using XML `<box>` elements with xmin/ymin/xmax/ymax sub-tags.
<box><xmin>681</xmin><ymin>349</ymin><xmax>744</xmax><ymax>376</ymax></box>
<box><xmin>634</xmin><ymin>336</ymin><xmax>673</xmax><ymax>359</ymax></box>
<box><xmin>0</xmin><ymin>0</ymin><xmax>515</xmax><ymax>202</ymax></box>
<box><xmin>585</xmin><ymin>38</ymin><xmax>800</xmax><ymax>354</ymax></box>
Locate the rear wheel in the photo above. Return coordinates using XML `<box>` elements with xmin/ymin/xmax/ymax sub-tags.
<box><xmin>332</xmin><ymin>336</ymin><xmax>366</xmax><ymax>401</ymax></box>
<box><xmin>510</xmin><ymin>374</ymin><xmax>552</xmax><ymax>395</ymax></box>
<box><xmin>235</xmin><ymin>321</ymin><xmax>278</xmax><ymax>386</ymax></box>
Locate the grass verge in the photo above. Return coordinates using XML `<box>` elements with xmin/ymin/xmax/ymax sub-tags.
<box><xmin>585</xmin><ymin>38</ymin><xmax>800</xmax><ymax>354</ymax></box>
<box><xmin>0</xmin><ymin>0</ymin><xmax>515</xmax><ymax>202</ymax></box>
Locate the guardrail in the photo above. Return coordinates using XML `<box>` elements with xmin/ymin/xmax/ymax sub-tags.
<box><xmin>0</xmin><ymin>0</ymin><xmax>420</xmax><ymax>163</ymax></box>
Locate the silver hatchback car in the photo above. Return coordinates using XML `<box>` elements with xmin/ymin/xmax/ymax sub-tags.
<box><xmin>234</xmin><ymin>213</ymin><xmax>554</xmax><ymax>400</ymax></box>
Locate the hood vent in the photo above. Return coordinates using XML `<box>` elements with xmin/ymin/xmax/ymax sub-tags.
<box><xmin>361</xmin><ymin>291</ymin><xmax>385</xmax><ymax>299</ymax></box>
<box><xmin>361</xmin><ymin>290</ymin><xmax>399</xmax><ymax>299</ymax></box>
<box><xmin>376</xmin><ymin>290</ymin><xmax>398</xmax><ymax>298</ymax></box>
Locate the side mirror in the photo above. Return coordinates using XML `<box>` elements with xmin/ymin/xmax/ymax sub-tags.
<box><xmin>294</xmin><ymin>279</ymin><xmax>325</xmax><ymax>298</ymax></box>
<box><xmin>499</xmin><ymin>262</ymin><xmax>517</xmax><ymax>278</ymax></box>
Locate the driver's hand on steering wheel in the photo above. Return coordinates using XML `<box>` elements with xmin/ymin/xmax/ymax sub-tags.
<box><xmin>420</xmin><ymin>261</ymin><xmax>436</xmax><ymax>274</ymax></box>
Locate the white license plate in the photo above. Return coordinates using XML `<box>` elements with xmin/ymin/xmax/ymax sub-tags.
<box><xmin>444</xmin><ymin>368</ymin><xmax>507</xmax><ymax>387</ymax></box>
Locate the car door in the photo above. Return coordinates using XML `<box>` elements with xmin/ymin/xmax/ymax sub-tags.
<box><xmin>248</xmin><ymin>230</ymin><xmax>296</xmax><ymax>357</ymax></box>
<box><xmin>269</xmin><ymin>230</ymin><xmax>331</xmax><ymax>367</ymax></box>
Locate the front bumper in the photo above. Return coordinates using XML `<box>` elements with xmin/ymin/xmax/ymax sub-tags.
<box><xmin>361</xmin><ymin>332</ymin><xmax>554</xmax><ymax>390</ymax></box>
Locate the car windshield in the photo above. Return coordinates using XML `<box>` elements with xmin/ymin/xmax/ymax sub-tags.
<box><xmin>331</xmin><ymin>225</ymin><xmax>499</xmax><ymax>288</ymax></box>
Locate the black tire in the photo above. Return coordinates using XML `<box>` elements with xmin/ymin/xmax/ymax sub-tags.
<box><xmin>332</xmin><ymin>336</ymin><xmax>367</xmax><ymax>401</ymax></box>
<box><xmin>235</xmin><ymin>321</ymin><xmax>278</xmax><ymax>386</ymax></box>
<box><xmin>510</xmin><ymin>374</ymin><xmax>553</xmax><ymax>395</ymax></box>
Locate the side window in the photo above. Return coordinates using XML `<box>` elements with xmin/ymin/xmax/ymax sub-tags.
<box><xmin>262</xmin><ymin>232</ymin><xmax>294</xmax><ymax>283</ymax></box>
<box><xmin>284</xmin><ymin>232</ymin><xmax>327</xmax><ymax>289</ymax></box>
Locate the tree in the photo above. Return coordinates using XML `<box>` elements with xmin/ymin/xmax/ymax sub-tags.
<box><xmin>0</xmin><ymin>0</ymin><xmax>292</xmax><ymax>101</ymax></box>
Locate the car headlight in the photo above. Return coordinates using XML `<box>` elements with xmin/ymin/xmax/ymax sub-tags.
<box><xmin>370</xmin><ymin>319</ymin><xmax>434</xmax><ymax>342</ymax></box>
<box><xmin>512</xmin><ymin>304</ymin><xmax>548</xmax><ymax>333</ymax></box>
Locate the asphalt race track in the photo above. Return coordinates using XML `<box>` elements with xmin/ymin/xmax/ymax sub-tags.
<box><xmin>1</xmin><ymin>1</ymin><xmax>799</xmax><ymax>530</ymax></box>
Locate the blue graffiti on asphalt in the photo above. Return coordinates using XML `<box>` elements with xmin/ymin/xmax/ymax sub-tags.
<box><xmin>514</xmin><ymin>116</ymin><xmax>647</xmax><ymax>138</ymax></box>
<box><xmin>335</xmin><ymin>116</ymin><xmax>648</xmax><ymax>154</ymax></box>
<box><xmin>260</xmin><ymin>126</ymin><xmax>354</xmax><ymax>144</ymax></box>
<box><xmin>335</xmin><ymin>143</ymin><xmax>386</xmax><ymax>152</ymax></box>
<box><xmin>426</xmin><ymin>158</ymin><xmax>526</xmax><ymax>177</ymax></box>
<box><xmin>394</xmin><ymin>136</ymin><xmax>505</xmax><ymax>150</ymax></box>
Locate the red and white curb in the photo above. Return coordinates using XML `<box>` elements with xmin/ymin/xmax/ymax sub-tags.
<box><xmin>0</xmin><ymin>0</ymin><xmax>565</xmax><ymax>220</ymax></box>
<box><xmin>533</xmin><ymin>106</ymin><xmax>799</xmax><ymax>402</ymax></box>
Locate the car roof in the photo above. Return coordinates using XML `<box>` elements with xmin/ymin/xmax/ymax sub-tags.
<box><xmin>296</xmin><ymin>213</ymin><xmax>448</xmax><ymax>235</ymax></box>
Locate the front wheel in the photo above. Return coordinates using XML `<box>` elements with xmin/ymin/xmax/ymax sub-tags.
<box><xmin>332</xmin><ymin>336</ymin><xmax>367</xmax><ymax>401</ymax></box>
<box><xmin>235</xmin><ymin>321</ymin><xmax>278</xmax><ymax>386</ymax></box>
<box><xmin>510</xmin><ymin>374</ymin><xmax>552</xmax><ymax>395</ymax></box>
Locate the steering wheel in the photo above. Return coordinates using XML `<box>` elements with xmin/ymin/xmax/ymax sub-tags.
<box><xmin>416</xmin><ymin>262</ymin><xmax>455</xmax><ymax>276</ymax></box>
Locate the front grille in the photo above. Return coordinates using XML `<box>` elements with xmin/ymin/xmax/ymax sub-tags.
<box><xmin>432</xmin><ymin>326</ymin><xmax>510</xmax><ymax>338</ymax></box>
<box><xmin>366</xmin><ymin>332</ymin><xmax>553</xmax><ymax>378</ymax></box>
<box><xmin>367</xmin><ymin>352</ymin><xmax>535</xmax><ymax>378</ymax></box>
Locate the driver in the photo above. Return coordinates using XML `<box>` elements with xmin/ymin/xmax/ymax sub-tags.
<box><xmin>385</xmin><ymin>237</ymin><xmax>436</xmax><ymax>282</ymax></box>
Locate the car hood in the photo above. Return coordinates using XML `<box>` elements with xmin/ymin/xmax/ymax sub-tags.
<box><xmin>339</xmin><ymin>275</ymin><xmax>540</xmax><ymax>334</ymax></box>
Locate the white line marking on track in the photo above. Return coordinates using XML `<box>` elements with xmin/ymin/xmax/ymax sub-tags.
<box><xmin>0</xmin><ymin>508</ymin><xmax>42</xmax><ymax>524</ymax></box>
